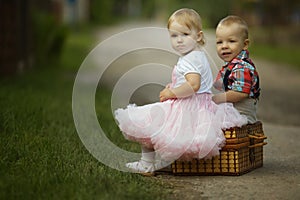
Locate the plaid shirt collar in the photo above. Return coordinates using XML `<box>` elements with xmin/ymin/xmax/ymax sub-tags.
<box><xmin>223</xmin><ymin>50</ymin><xmax>249</xmax><ymax>70</ymax></box>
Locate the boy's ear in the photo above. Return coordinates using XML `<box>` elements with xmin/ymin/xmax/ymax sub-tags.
<box><xmin>243</xmin><ymin>39</ymin><xmax>250</xmax><ymax>50</ymax></box>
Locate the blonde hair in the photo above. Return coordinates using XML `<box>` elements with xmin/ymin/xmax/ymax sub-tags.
<box><xmin>217</xmin><ymin>15</ymin><xmax>249</xmax><ymax>40</ymax></box>
<box><xmin>167</xmin><ymin>8</ymin><xmax>205</xmax><ymax>45</ymax></box>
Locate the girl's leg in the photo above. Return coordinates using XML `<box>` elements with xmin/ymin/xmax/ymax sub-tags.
<box><xmin>126</xmin><ymin>146</ymin><xmax>155</xmax><ymax>173</ymax></box>
<box><xmin>141</xmin><ymin>146</ymin><xmax>155</xmax><ymax>163</ymax></box>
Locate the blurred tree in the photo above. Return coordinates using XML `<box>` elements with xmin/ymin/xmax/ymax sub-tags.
<box><xmin>257</xmin><ymin>0</ymin><xmax>300</xmax><ymax>45</ymax></box>
<box><xmin>261</xmin><ymin>0</ymin><xmax>300</xmax><ymax>25</ymax></box>
<box><xmin>191</xmin><ymin>0</ymin><xmax>233</xmax><ymax>27</ymax></box>
<box><xmin>29</xmin><ymin>0</ymin><xmax>69</xmax><ymax>66</ymax></box>
<box><xmin>90</xmin><ymin>0</ymin><xmax>115</xmax><ymax>24</ymax></box>
<box><xmin>31</xmin><ymin>10</ymin><xmax>68</xmax><ymax>66</ymax></box>
<box><xmin>140</xmin><ymin>0</ymin><xmax>156</xmax><ymax>18</ymax></box>
<box><xmin>151</xmin><ymin>0</ymin><xmax>234</xmax><ymax>27</ymax></box>
<box><xmin>1</xmin><ymin>0</ymin><xmax>68</xmax><ymax>75</ymax></box>
<box><xmin>90</xmin><ymin>0</ymin><xmax>133</xmax><ymax>25</ymax></box>
<box><xmin>89</xmin><ymin>0</ymin><xmax>234</xmax><ymax>26</ymax></box>
<box><xmin>0</xmin><ymin>0</ymin><xmax>32</xmax><ymax>75</ymax></box>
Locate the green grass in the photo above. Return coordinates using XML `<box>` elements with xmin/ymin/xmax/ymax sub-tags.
<box><xmin>0</xmin><ymin>26</ymin><xmax>171</xmax><ymax>200</ymax></box>
<box><xmin>249</xmin><ymin>26</ymin><xmax>300</xmax><ymax>69</ymax></box>
<box><xmin>60</xmin><ymin>27</ymin><xmax>96</xmax><ymax>70</ymax></box>
<box><xmin>250</xmin><ymin>43</ymin><xmax>300</xmax><ymax>69</ymax></box>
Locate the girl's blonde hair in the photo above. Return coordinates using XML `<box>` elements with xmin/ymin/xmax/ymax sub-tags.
<box><xmin>217</xmin><ymin>15</ymin><xmax>249</xmax><ymax>40</ymax></box>
<box><xmin>167</xmin><ymin>8</ymin><xmax>205</xmax><ymax>45</ymax></box>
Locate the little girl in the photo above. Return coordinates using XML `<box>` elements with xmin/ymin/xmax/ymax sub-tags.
<box><xmin>114</xmin><ymin>8</ymin><xmax>247</xmax><ymax>174</ymax></box>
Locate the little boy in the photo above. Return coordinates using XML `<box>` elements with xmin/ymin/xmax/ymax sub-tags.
<box><xmin>212</xmin><ymin>15</ymin><xmax>260</xmax><ymax>124</ymax></box>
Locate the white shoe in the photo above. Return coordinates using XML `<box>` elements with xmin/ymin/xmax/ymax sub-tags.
<box><xmin>126</xmin><ymin>161</ymin><xmax>155</xmax><ymax>175</ymax></box>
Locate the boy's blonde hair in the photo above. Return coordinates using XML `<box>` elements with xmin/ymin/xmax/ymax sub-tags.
<box><xmin>217</xmin><ymin>15</ymin><xmax>249</xmax><ymax>40</ymax></box>
<box><xmin>168</xmin><ymin>8</ymin><xmax>205</xmax><ymax>45</ymax></box>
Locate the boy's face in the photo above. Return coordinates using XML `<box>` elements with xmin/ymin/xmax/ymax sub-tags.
<box><xmin>216</xmin><ymin>23</ymin><xmax>249</xmax><ymax>62</ymax></box>
<box><xmin>168</xmin><ymin>20</ymin><xmax>201</xmax><ymax>55</ymax></box>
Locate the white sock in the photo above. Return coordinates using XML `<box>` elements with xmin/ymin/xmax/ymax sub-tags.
<box><xmin>141</xmin><ymin>146</ymin><xmax>155</xmax><ymax>165</ymax></box>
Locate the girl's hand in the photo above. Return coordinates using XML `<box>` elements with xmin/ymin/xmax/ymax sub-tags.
<box><xmin>212</xmin><ymin>94</ymin><xmax>224</xmax><ymax>104</ymax></box>
<box><xmin>159</xmin><ymin>88</ymin><xmax>175</xmax><ymax>102</ymax></box>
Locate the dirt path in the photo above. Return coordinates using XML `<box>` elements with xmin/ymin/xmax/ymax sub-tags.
<box><xmin>256</xmin><ymin>59</ymin><xmax>300</xmax><ymax>126</ymax></box>
<box><xmin>94</xmin><ymin>21</ymin><xmax>300</xmax><ymax>200</ymax></box>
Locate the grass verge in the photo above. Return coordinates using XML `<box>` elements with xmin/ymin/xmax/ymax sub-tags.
<box><xmin>0</xmin><ymin>26</ymin><xmax>171</xmax><ymax>200</ymax></box>
<box><xmin>250</xmin><ymin>43</ymin><xmax>300</xmax><ymax>69</ymax></box>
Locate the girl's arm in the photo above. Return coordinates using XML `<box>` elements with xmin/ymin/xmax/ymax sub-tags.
<box><xmin>160</xmin><ymin>73</ymin><xmax>200</xmax><ymax>102</ymax></box>
<box><xmin>212</xmin><ymin>90</ymin><xmax>248</xmax><ymax>104</ymax></box>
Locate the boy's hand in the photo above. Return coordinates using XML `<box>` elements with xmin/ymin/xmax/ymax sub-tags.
<box><xmin>212</xmin><ymin>91</ymin><xmax>249</xmax><ymax>104</ymax></box>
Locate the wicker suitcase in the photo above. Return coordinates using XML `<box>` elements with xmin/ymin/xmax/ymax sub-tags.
<box><xmin>171</xmin><ymin>121</ymin><xmax>267</xmax><ymax>175</ymax></box>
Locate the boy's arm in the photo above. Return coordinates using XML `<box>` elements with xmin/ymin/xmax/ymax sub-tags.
<box><xmin>212</xmin><ymin>90</ymin><xmax>248</xmax><ymax>104</ymax></box>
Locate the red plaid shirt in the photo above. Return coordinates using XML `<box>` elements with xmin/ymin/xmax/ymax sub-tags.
<box><xmin>213</xmin><ymin>50</ymin><xmax>260</xmax><ymax>99</ymax></box>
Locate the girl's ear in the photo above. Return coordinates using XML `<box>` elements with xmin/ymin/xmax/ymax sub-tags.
<box><xmin>243</xmin><ymin>39</ymin><xmax>250</xmax><ymax>50</ymax></box>
<box><xmin>197</xmin><ymin>31</ymin><xmax>203</xmax><ymax>42</ymax></box>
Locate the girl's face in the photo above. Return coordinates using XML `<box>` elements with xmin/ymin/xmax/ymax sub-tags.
<box><xmin>168</xmin><ymin>20</ymin><xmax>201</xmax><ymax>55</ymax></box>
<box><xmin>216</xmin><ymin>23</ymin><xmax>249</xmax><ymax>62</ymax></box>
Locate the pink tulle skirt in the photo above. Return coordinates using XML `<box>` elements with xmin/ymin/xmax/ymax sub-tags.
<box><xmin>114</xmin><ymin>93</ymin><xmax>247</xmax><ymax>161</ymax></box>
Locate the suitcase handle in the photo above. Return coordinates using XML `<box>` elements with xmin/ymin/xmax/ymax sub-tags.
<box><xmin>248</xmin><ymin>142</ymin><xmax>268</xmax><ymax>148</ymax></box>
<box><xmin>248</xmin><ymin>135</ymin><xmax>267</xmax><ymax>140</ymax></box>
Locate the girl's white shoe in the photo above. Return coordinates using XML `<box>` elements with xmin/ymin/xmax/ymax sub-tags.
<box><xmin>126</xmin><ymin>160</ymin><xmax>155</xmax><ymax>175</ymax></box>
